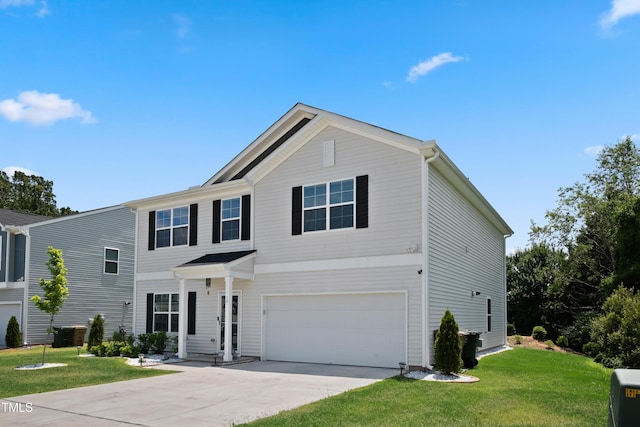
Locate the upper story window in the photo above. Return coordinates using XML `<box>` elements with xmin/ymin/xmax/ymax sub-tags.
<box><xmin>156</xmin><ymin>206</ymin><xmax>189</xmax><ymax>248</ymax></box>
<box><xmin>303</xmin><ymin>178</ymin><xmax>354</xmax><ymax>232</ymax></box>
<box><xmin>104</xmin><ymin>247</ymin><xmax>119</xmax><ymax>274</ymax></box>
<box><xmin>222</xmin><ymin>198</ymin><xmax>241</xmax><ymax>241</ymax></box>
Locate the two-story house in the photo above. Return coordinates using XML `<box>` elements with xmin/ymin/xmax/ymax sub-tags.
<box><xmin>0</xmin><ymin>206</ymin><xmax>135</xmax><ymax>347</ymax></box>
<box><xmin>125</xmin><ymin>103</ymin><xmax>512</xmax><ymax>369</ymax></box>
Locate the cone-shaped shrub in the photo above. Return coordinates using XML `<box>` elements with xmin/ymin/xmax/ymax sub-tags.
<box><xmin>5</xmin><ymin>315</ymin><xmax>22</xmax><ymax>348</ymax></box>
<box><xmin>435</xmin><ymin>309</ymin><xmax>461</xmax><ymax>375</ymax></box>
<box><xmin>88</xmin><ymin>314</ymin><xmax>104</xmax><ymax>348</ymax></box>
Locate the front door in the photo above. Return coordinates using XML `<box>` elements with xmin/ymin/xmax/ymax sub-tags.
<box><xmin>217</xmin><ymin>292</ymin><xmax>240</xmax><ymax>353</ymax></box>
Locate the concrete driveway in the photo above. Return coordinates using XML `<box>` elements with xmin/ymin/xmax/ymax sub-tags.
<box><xmin>1</xmin><ymin>361</ymin><xmax>397</xmax><ymax>426</ymax></box>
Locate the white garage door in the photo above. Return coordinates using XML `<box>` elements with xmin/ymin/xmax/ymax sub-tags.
<box><xmin>0</xmin><ymin>303</ymin><xmax>22</xmax><ymax>348</ymax></box>
<box><xmin>264</xmin><ymin>293</ymin><xmax>406</xmax><ymax>368</ymax></box>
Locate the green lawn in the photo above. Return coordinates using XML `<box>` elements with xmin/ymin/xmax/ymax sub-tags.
<box><xmin>244</xmin><ymin>348</ymin><xmax>612</xmax><ymax>427</ymax></box>
<box><xmin>0</xmin><ymin>346</ymin><xmax>173</xmax><ymax>398</ymax></box>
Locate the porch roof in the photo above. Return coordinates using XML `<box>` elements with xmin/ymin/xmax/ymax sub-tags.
<box><xmin>171</xmin><ymin>250</ymin><xmax>257</xmax><ymax>280</ymax></box>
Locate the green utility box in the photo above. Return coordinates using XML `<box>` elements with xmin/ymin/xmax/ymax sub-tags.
<box><xmin>608</xmin><ymin>369</ymin><xmax>640</xmax><ymax>427</ymax></box>
<box><xmin>52</xmin><ymin>325</ymin><xmax>87</xmax><ymax>348</ymax></box>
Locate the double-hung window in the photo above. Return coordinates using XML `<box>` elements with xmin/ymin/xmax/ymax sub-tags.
<box><xmin>303</xmin><ymin>178</ymin><xmax>354</xmax><ymax>232</ymax></box>
<box><xmin>222</xmin><ymin>198</ymin><xmax>241</xmax><ymax>241</ymax></box>
<box><xmin>156</xmin><ymin>206</ymin><xmax>189</xmax><ymax>248</ymax></box>
<box><xmin>154</xmin><ymin>293</ymin><xmax>179</xmax><ymax>332</ymax></box>
<box><xmin>104</xmin><ymin>247</ymin><xmax>119</xmax><ymax>274</ymax></box>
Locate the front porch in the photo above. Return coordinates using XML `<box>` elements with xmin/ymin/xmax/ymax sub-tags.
<box><xmin>170</xmin><ymin>250</ymin><xmax>256</xmax><ymax>362</ymax></box>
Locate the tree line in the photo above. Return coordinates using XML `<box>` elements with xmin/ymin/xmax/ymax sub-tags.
<box><xmin>0</xmin><ymin>170</ymin><xmax>76</xmax><ymax>217</ymax></box>
<box><xmin>507</xmin><ymin>137</ymin><xmax>640</xmax><ymax>367</ymax></box>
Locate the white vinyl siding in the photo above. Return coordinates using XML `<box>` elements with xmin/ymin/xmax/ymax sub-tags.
<box><xmin>427</xmin><ymin>167</ymin><xmax>506</xmax><ymax>353</ymax></box>
<box><xmin>254</xmin><ymin>125</ymin><xmax>422</xmax><ymax>264</ymax></box>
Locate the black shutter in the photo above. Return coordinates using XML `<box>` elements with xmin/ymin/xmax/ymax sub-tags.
<box><xmin>241</xmin><ymin>195</ymin><xmax>251</xmax><ymax>241</ymax></box>
<box><xmin>212</xmin><ymin>200</ymin><xmax>221</xmax><ymax>243</ymax></box>
<box><xmin>356</xmin><ymin>175</ymin><xmax>369</xmax><ymax>229</ymax></box>
<box><xmin>189</xmin><ymin>203</ymin><xmax>198</xmax><ymax>246</ymax></box>
<box><xmin>146</xmin><ymin>293</ymin><xmax>154</xmax><ymax>333</ymax></box>
<box><xmin>148</xmin><ymin>211</ymin><xmax>156</xmax><ymax>250</ymax></box>
<box><xmin>188</xmin><ymin>292</ymin><xmax>196</xmax><ymax>335</ymax></box>
<box><xmin>292</xmin><ymin>186</ymin><xmax>302</xmax><ymax>235</ymax></box>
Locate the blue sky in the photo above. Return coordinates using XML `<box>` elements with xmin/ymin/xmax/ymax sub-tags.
<box><xmin>1</xmin><ymin>1</ymin><xmax>639</xmax><ymax>253</ymax></box>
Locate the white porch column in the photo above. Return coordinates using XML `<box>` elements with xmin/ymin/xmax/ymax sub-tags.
<box><xmin>223</xmin><ymin>276</ymin><xmax>234</xmax><ymax>362</ymax></box>
<box><xmin>178</xmin><ymin>278</ymin><xmax>188</xmax><ymax>359</ymax></box>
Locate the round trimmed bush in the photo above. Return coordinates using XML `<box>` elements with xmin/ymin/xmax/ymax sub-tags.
<box><xmin>532</xmin><ymin>325</ymin><xmax>547</xmax><ymax>341</ymax></box>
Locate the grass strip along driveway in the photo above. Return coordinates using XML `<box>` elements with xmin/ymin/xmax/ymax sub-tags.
<box><xmin>244</xmin><ymin>348</ymin><xmax>612</xmax><ymax>427</ymax></box>
<box><xmin>1</xmin><ymin>346</ymin><xmax>173</xmax><ymax>398</ymax></box>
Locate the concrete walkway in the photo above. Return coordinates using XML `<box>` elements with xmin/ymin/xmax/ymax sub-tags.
<box><xmin>1</xmin><ymin>361</ymin><xmax>397</xmax><ymax>426</ymax></box>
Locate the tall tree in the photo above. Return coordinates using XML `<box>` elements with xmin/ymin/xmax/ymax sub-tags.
<box><xmin>31</xmin><ymin>247</ymin><xmax>69</xmax><ymax>365</ymax></box>
<box><xmin>530</xmin><ymin>137</ymin><xmax>640</xmax><ymax>350</ymax></box>
<box><xmin>507</xmin><ymin>244</ymin><xmax>565</xmax><ymax>335</ymax></box>
<box><xmin>0</xmin><ymin>170</ymin><xmax>75</xmax><ymax>216</ymax></box>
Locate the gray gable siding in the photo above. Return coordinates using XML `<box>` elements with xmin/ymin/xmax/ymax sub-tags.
<box><xmin>25</xmin><ymin>207</ymin><xmax>135</xmax><ymax>345</ymax></box>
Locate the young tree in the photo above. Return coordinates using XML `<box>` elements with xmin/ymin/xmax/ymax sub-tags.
<box><xmin>31</xmin><ymin>247</ymin><xmax>69</xmax><ymax>365</ymax></box>
<box><xmin>434</xmin><ymin>309</ymin><xmax>461</xmax><ymax>375</ymax></box>
<box><xmin>5</xmin><ymin>315</ymin><xmax>22</xmax><ymax>348</ymax></box>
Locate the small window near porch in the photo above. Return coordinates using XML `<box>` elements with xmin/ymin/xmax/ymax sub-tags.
<box><xmin>104</xmin><ymin>247</ymin><xmax>119</xmax><ymax>274</ymax></box>
<box><xmin>154</xmin><ymin>293</ymin><xmax>179</xmax><ymax>333</ymax></box>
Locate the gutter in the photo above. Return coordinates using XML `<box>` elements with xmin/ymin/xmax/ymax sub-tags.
<box><xmin>422</xmin><ymin>143</ymin><xmax>440</xmax><ymax>369</ymax></box>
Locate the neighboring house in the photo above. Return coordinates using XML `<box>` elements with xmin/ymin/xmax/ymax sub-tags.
<box><xmin>0</xmin><ymin>206</ymin><xmax>135</xmax><ymax>347</ymax></box>
<box><xmin>125</xmin><ymin>103</ymin><xmax>513</xmax><ymax>369</ymax></box>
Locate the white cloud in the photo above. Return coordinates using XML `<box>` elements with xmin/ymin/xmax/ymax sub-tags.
<box><xmin>626</xmin><ymin>133</ymin><xmax>639</xmax><ymax>141</ymax></box>
<box><xmin>406</xmin><ymin>52</ymin><xmax>465</xmax><ymax>83</ymax></box>
<box><xmin>173</xmin><ymin>14</ymin><xmax>192</xmax><ymax>39</ymax></box>
<box><xmin>36</xmin><ymin>0</ymin><xmax>48</xmax><ymax>17</ymax></box>
<box><xmin>0</xmin><ymin>90</ymin><xmax>96</xmax><ymax>126</ymax></box>
<box><xmin>584</xmin><ymin>145</ymin><xmax>604</xmax><ymax>157</ymax></box>
<box><xmin>2</xmin><ymin>166</ymin><xmax>39</xmax><ymax>178</ymax></box>
<box><xmin>600</xmin><ymin>0</ymin><xmax>640</xmax><ymax>29</ymax></box>
<box><xmin>0</xmin><ymin>0</ymin><xmax>34</xmax><ymax>8</ymax></box>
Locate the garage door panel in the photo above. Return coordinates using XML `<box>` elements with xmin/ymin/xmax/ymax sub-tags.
<box><xmin>265</xmin><ymin>293</ymin><xmax>406</xmax><ymax>368</ymax></box>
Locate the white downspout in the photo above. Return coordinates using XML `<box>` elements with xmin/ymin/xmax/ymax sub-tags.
<box><xmin>422</xmin><ymin>149</ymin><xmax>440</xmax><ymax>369</ymax></box>
<box><xmin>131</xmin><ymin>208</ymin><xmax>139</xmax><ymax>336</ymax></box>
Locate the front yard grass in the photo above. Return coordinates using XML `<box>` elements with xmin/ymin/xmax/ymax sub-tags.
<box><xmin>245</xmin><ymin>348</ymin><xmax>612</xmax><ymax>427</ymax></box>
<box><xmin>0</xmin><ymin>346</ymin><xmax>174</xmax><ymax>398</ymax></box>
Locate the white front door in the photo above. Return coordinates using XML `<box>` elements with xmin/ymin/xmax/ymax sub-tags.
<box><xmin>217</xmin><ymin>292</ymin><xmax>240</xmax><ymax>353</ymax></box>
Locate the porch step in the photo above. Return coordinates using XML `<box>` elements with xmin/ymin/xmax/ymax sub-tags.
<box><xmin>185</xmin><ymin>353</ymin><xmax>259</xmax><ymax>366</ymax></box>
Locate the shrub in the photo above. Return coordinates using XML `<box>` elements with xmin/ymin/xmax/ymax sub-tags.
<box><xmin>434</xmin><ymin>309</ymin><xmax>461</xmax><ymax>375</ymax></box>
<box><xmin>506</xmin><ymin>323</ymin><xmax>516</xmax><ymax>336</ymax></box>
<box><xmin>88</xmin><ymin>314</ymin><xmax>104</xmax><ymax>348</ymax></box>
<box><xmin>545</xmin><ymin>339</ymin><xmax>555</xmax><ymax>349</ymax></box>
<box><xmin>90</xmin><ymin>343</ymin><xmax>106</xmax><ymax>357</ymax></box>
<box><xmin>136</xmin><ymin>333</ymin><xmax>152</xmax><ymax>354</ymax></box>
<box><xmin>586</xmin><ymin>285</ymin><xmax>640</xmax><ymax>368</ymax></box>
<box><xmin>112</xmin><ymin>329</ymin><xmax>126</xmax><ymax>342</ymax></box>
<box><xmin>150</xmin><ymin>331</ymin><xmax>168</xmax><ymax>354</ymax></box>
<box><xmin>119</xmin><ymin>344</ymin><xmax>139</xmax><ymax>357</ymax></box>
<box><xmin>514</xmin><ymin>334</ymin><xmax>522</xmax><ymax>344</ymax></box>
<box><xmin>5</xmin><ymin>315</ymin><xmax>22</xmax><ymax>348</ymax></box>
<box><xmin>557</xmin><ymin>335</ymin><xmax>569</xmax><ymax>348</ymax></box>
<box><xmin>532</xmin><ymin>326</ymin><xmax>547</xmax><ymax>341</ymax></box>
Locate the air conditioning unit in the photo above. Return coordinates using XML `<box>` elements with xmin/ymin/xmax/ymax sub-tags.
<box><xmin>608</xmin><ymin>369</ymin><xmax>640</xmax><ymax>427</ymax></box>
